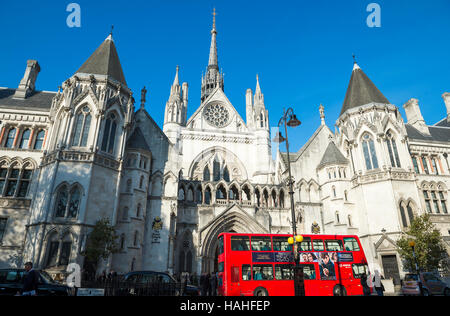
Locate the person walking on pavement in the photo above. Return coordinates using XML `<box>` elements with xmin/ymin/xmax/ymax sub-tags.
<box><xmin>21</xmin><ymin>262</ymin><xmax>39</xmax><ymax>296</ymax></box>
<box><xmin>373</xmin><ymin>274</ymin><xmax>385</xmax><ymax>296</ymax></box>
<box><xmin>210</xmin><ymin>272</ymin><xmax>217</xmax><ymax>296</ymax></box>
<box><xmin>361</xmin><ymin>273</ymin><xmax>371</xmax><ymax>296</ymax></box>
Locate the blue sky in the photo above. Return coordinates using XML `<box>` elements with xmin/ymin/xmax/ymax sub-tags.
<box><xmin>1</xmin><ymin>0</ymin><xmax>449</xmax><ymax>152</ymax></box>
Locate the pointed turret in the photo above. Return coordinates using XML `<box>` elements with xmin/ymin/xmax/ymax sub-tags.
<box><xmin>201</xmin><ymin>8</ymin><xmax>224</xmax><ymax>102</ymax></box>
<box><xmin>252</xmin><ymin>75</ymin><xmax>268</xmax><ymax>130</ymax></box>
<box><xmin>164</xmin><ymin>66</ymin><xmax>188</xmax><ymax>127</ymax></box>
<box><xmin>340</xmin><ymin>62</ymin><xmax>389</xmax><ymax>116</ymax></box>
<box><xmin>76</xmin><ymin>34</ymin><xmax>127</xmax><ymax>86</ymax></box>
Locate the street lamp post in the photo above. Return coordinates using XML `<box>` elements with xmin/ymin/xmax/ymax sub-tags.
<box><xmin>273</xmin><ymin>107</ymin><xmax>304</xmax><ymax>296</ymax></box>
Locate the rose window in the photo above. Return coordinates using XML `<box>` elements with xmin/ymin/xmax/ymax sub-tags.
<box><xmin>203</xmin><ymin>103</ymin><xmax>230</xmax><ymax>128</ymax></box>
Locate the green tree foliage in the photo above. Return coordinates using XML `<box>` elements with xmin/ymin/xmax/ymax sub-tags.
<box><xmin>81</xmin><ymin>218</ymin><xmax>119</xmax><ymax>271</ymax></box>
<box><xmin>397</xmin><ymin>214</ymin><xmax>448</xmax><ymax>273</ymax></box>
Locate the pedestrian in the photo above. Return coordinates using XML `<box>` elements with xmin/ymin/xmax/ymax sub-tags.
<box><xmin>361</xmin><ymin>273</ymin><xmax>371</xmax><ymax>296</ymax></box>
<box><xmin>373</xmin><ymin>275</ymin><xmax>385</xmax><ymax>296</ymax></box>
<box><xmin>205</xmin><ymin>273</ymin><xmax>211</xmax><ymax>296</ymax></box>
<box><xmin>21</xmin><ymin>262</ymin><xmax>39</xmax><ymax>296</ymax></box>
<box><xmin>199</xmin><ymin>273</ymin><xmax>205</xmax><ymax>296</ymax></box>
<box><xmin>210</xmin><ymin>272</ymin><xmax>217</xmax><ymax>296</ymax></box>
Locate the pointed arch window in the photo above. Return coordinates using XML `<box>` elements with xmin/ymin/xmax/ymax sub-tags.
<box><xmin>72</xmin><ymin>106</ymin><xmax>91</xmax><ymax>147</ymax></box>
<box><xmin>101</xmin><ymin>113</ymin><xmax>118</xmax><ymax>154</ymax></box>
<box><xmin>361</xmin><ymin>133</ymin><xmax>379</xmax><ymax>170</ymax></box>
<box><xmin>136</xmin><ymin>204</ymin><xmax>142</xmax><ymax>218</ymax></box>
<box><xmin>5</xmin><ymin>128</ymin><xmax>16</xmax><ymax>148</ymax></box>
<box><xmin>213</xmin><ymin>160</ymin><xmax>221</xmax><ymax>181</ymax></box>
<box><xmin>196</xmin><ymin>186</ymin><xmax>203</xmax><ymax>204</ymax></box>
<box><xmin>19</xmin><ymin>129</ymin><xmax>31</xmax><ymax>149</ymax></box>
<box><xmin>54</xmin><ymin>185</ymin><xmax>82</xmax><ymax>219</ymax></box>
<box><xmin>385</xmin><ymin>132</ymin><xmax>401</xmax><ymax>168</ymax></box>
<box><xmin>205</xmin><ymin>187</ymin><xmax>211</xmax><ymax>205</ymax></box>
<box><xmin>223</xmin><ymin>167</ymin><xmax>230</xmax><ymax>182</ymax></box>
<box><xmin>33</xmin><ymin>130</ymin><xmax>46</xmax><ymax>150</ymax></box>
<box><xmin>45</xmin><ymin>233</ymin><xmax>73</xmax><ymax>268</ymax></box>
<box><xmin>216</xmin><ymin>184</ymin><xmax>227</xmax><ymax>200</ymax></box>
<box><xmin>203</xmin><ymin>166</ymin><xmax>211</xmax><ymax>181</ymax></box>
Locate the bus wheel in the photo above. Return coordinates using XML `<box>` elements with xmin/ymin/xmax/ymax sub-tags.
<box><xmin>254</xmin><ymin>287</ymin><xmax>269</xmax><ymax>296</ymax></box>
<box><xmin>333</xmin><ymin>285</ymin><xmax>347</xmax><ymax>296</ymax></box>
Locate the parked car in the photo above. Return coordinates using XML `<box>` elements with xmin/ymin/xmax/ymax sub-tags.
<box><xmin>121</xmin><ymin>271</ymin><xmax>200</xmax><ymax>296</ymax></box>
<box><xmin>0</xmin><ymin>268</ymin><xmax>71</xmax><ymax>296</ymax></box>
<box><xmin>401</xmin><ymin>272</ymin><xmax>450</xmax><ymax>296</ymax></box>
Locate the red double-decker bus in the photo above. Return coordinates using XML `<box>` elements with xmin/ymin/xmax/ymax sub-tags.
<box><xmin>217</xmin><ymin>233</ymin><xmax>370</xmax><ymax>296</ymax></box>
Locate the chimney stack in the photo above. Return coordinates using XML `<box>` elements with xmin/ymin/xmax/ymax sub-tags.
<box><xmin>403</xmin><ymin>98</ymin><xmax>430</xmax><ymax>135</ymax></box>
<box><xmin>443</xmin><ymin>92</ymin><xmax>450</xmax><ymax>122</ymax></box>
<box><xmin>14</xmin><ymin>60</ymin><xmax>40</xmax><ymax>99</ymax></box>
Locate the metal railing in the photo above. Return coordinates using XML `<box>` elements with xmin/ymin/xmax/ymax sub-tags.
<box><xmin>77</xmin><ymin>279</ymin><xmax>184</xmax><ymax>296</ymax></box>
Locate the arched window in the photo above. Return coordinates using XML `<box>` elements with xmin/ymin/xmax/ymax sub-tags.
<box><xmin>187</xmin><ymin>186</ymin><xmax>194</xmax><ymax>202</ymax></box>
<box><xmin>136</xmin><ymin>204</ymin><xmax>141</xmax><ymax>217</ymax></box>
<box><xmin>213</xmin><ymin>160</ymin><xmax>220</xmax><ymax>181</ymax></box>
<box><xmin>279</xmin><ymin>190</ymin><xmax>285</xmax><ymax>208</ymax></box>
<box><xmin>19</xmin><ymin>129</ymin><xmax>31</xmax><ymax>149</ymax></box>
<box><xmin>223</xmin><ymin>167</ymin><xmax>230</xmax><ymax>182</ymax></box>
<box><xmin>203</xmin><ymin>166</ymin><xmax>211</xmax><ymax>181</ymax></box>
<box><xmin>385</xmin><ymin>132</ymin><xmax>401</xmax><ymax>168</ymax></box>
<box><xmin>399</xmin><ymin>202</ymin><xmax>408</xmax><ymax>227</ymax></box>
<box><xmin>196</xmin><ymin>186</ymin><xmax>202</xmax><ymax>204</ymax></box>
<box><xmin>361</xmin><ymin>133</ymin><xmax>379</xmax><ymax>170</ymax></box>
<box><xmin>216</xmin><ymin>184</ymin><xmax>226</xmax><ymax>200</ymax></box>
<box><xmin>72</xmin><ymin>106</ymin><xmax>91</xmax><ymax>147</ymax></box>
<box><xmin>45</xmin><ymin>232</ymin><xmax>72</xmax><ymax>268</ymax></box>
<box><xmin>131</xmin><ymin>258</ymin><xmax>136</xmax><ymax>272</ymax></box>
<box><xmin>178</xmin><ymin>187</ymin><xmax>185</xmax><ymax>201</ymax></box>
<box><xmin>255</xmin><ymin>189</ymin><xmax>261</xmax><ymax>207</ymax></box>
<box><xmin>5</xmin><ymin>128</ymin><xmax>16</xmax><ymax>148</ymax></box>
<box><xmin>33</xmin><ymin>130</ymin><xmax>46</xmax><ymax>150</ymax></box>
<box><xmin>205</xmin><ymin>187</ymin><xmax>211</xmax><ymax>205</ymax></box>
<box><xmin>55</xmin><ymin>185</ymin><xmax>81</xmax><ymax>219</ymax></box>
<box><xmin>344</xmin><ymin>190</ymin><xmax>348</xmax><ymax>201</ymax></box>
<box><xmin>348</xmin><ymin>215</ymin><xmax>352</xmax><ymax>227</ymax></box>
<box><xmin>101</xmin><ymin>113</ymin><xmax>118</xmax><ymax>154</ymax></box>
<box><xmin>263</xmin><ymin>189</ymin><xmax>269</xmax><ymax>207</ymax></box>
<box><xmin>335</xmin><ymin>211</ymin><xmax>340</xmax><ymax>224</ymax></box>
<box><xmin>55</xmin><ymin>185</ymin><xmax>68</xmax><ymax>217</ymax></box>
<box><xmin>271</xmin><ymin>190</ymin><xmax>278</xmax><ymax>208</ymax></box>
<box><xmin>67</xmin><ymin>187</ymin><xmax>81</xmax><ymax>218</ymax></box>
<box><xmin>242</xmin><ymin>185</ymin><xmax>251</xmax><ymax>201</ymax></box>
<box><xmin>0</xmin><ymin>164</ymin><xmax>33</xmax><ymax>198</ymax></box>
<box><xmin>139</xmin><ymin>176</ymin><xmax>145</xmax><ymax>189</ymax></box>
<box><xmin>332</xmin><ymin>186</ymin><xmax>336</xmax><ymax>198</ymax></box>
<box><xmin>229</xmin><ymin>185</ymin><xmax>239</xmax><ymax>201</ymax></box>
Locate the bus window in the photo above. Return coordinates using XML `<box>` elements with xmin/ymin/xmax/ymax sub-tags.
<box><xmin>352</xmin><ymin>264</ymin><xmax>368</xmax><ymax>279</ymax></box>
<box><xmin>298</xmin><ymin>237</ymin><xmax>312</xmax><ymax>251</ymax></box>
<box><xmin>343</xmin><ymin>237</ymin><xmax>360</xmax><ymax>251</ymax></box>
<box><xmin>275</xmin><ymin>264</ymin><xmax>293</xmax><ymax>280</ymax></box>
<box><xmin>231</xmin><ymin>236</ymin><xmax>250</xmax><ymax>251</ymax></box>
<box><xmin>273</xmin><ymin>237</ymin><xmax>292</xmax><ymax>251</ymax></box>
<box><xmin>302</xmin><ymin>264</ymin><xmax>317</xmax><ymax>280</ymax></box>
<box><xmin>253</xmin><ymin>265</ymin><xmax>273</xmax><ymax>280</ymax></box>
<box><xmin>242</xmin><ymin>265</ymin><xmax>252</xmax><ymax>281</ymax></box>
<box><xmin>251</xmin><ymin>236</ymin><xmax>272</xmax><ymax>251</ymax></box>
<box><xmin>313</xmin><ymin>239</ymin><xmax>324</xmax><ymax>251</ymax></box>
<box><xmin>218</xmin><ymin>236</ymin><xmax>224</xmax><ymax>254</ymax></box>
<box><xmin>325</xmin><ymin>240</ymin><xmax>343</xmax><ymax>251</ymax></box>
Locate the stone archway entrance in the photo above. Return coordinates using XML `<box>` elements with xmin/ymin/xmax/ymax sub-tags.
<box><xmin>199</xmin><ymin>205</ymin><xmax>269</xmax><ymax>274</ymax></box>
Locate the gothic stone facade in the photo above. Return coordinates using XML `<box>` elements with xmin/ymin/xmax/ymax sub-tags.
<box><xmin>0</xmin><ymin>18</ymin><xmax>449</xmax><ymax>283</ymax></box>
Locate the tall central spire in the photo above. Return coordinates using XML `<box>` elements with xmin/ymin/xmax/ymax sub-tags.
<box><xmin>208</xmin><ymin>8</ymin><xmax>219</xmax><ymax>70</ymax></box>
<box><xmin>201</xmin><ymin>8</ymin><xmax>224</xmax><ymax>102</ymax></box>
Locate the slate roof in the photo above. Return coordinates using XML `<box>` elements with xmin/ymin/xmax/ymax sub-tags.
<box><xmin>340</xmin><ymin>64</ymin><xmax>390</xmax><ymax>116</ymax></box>
<box><xmin>0</xmin><ymin>88</ymin><xmax>55</xmax><ymax>112</ymax></box>
<box><xmin>318</xmin><ymin>141</ymin><xmax>348</xmax><ymax>169</ymax></box>
<box><xmin>126</xmin><ymin>127</ymin><xmax>151</xmax><ymax>151</ymax></box>
<box><xmin>405</xmin><ymin>124</ymin><xmax>450</xmax><ymax>143</ymax></box>
<box><xmin>76</xmin><ymin>36</ymin><xmax>127</xmax><ymax>86</ymax></box>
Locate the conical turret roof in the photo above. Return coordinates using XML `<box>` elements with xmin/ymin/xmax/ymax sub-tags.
<box><xmin>340</xmin><ymin>63</ymin><xmax>389</xmax><ymax>116</ymax></box>
<box><xmin>76</xmin><ymin>34</ymin><xmax>127</xmax><ymax>86</ymax></box>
